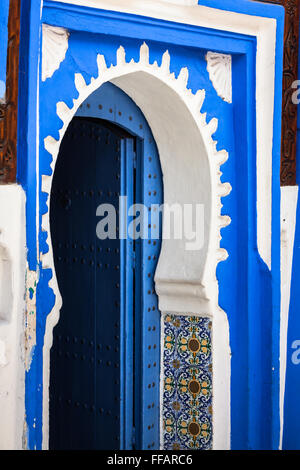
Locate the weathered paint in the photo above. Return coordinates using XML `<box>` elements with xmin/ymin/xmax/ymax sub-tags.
<box><xmin>162</xmin><ymin>314</ymin><xmax>213</xmax><ymax>450</ymax></box>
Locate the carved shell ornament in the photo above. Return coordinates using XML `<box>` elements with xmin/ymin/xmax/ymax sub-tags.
<box><xmin>42</xmin><ymin>24</ymin><xmax>70</xmax><ymax>82</ymax></box>
<box><xmin>206</xmin><ymin>52</ymin><xmax>232</xmax><ymax>104</ymax></box>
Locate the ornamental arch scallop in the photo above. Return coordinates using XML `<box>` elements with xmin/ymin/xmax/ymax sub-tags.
<box><xmin>163</xmin><ymin>315</ymin><xmax>213</xmax><ymax>450</ymax></box>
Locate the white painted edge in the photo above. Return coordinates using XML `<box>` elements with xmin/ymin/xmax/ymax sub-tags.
<box><xmin>41</xmin><ymin>42</ymin><xmax>231</xmax><ymax>450</ymax></box>
<box><xmin>279</xmin><ymin>185</ymin><xmax>298</xmax><ymax>449</ymax></box>
<box><xmin>49</xmin><ymin>0</ymin><xmax>278</xmax><ymax>271</ymax></box>
<box><xmin>206</xmin><ymin>52</ymin><xmax>232</xmax><ymax>104</ymax></box>
<box><xmin>159</xmin><ymin>310</ymin><xmax>230</xmax><ymax>450</ymax></box>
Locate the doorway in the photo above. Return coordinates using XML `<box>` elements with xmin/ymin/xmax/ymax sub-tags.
<box><xmin>49</xmin><ymin>84</ymin><xmax>162</xmax><ymax>450</ymax></box>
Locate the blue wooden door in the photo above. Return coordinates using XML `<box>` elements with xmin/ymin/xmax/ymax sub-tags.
<box><xmin>49</xmin><ymin>84</ymin><xmax>162</xmax><ymax>450</ymax></box>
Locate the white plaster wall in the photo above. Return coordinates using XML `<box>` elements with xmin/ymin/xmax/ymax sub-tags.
<box><xmin>52</xmin><ymin>0</ymin><xmax>277</xmax><ymax>271</ymax></box>
<box><xmin>0</xmin><ymin>185</ymin><xmax>26</xmax><ymax>450</ymax></box>
<box><xmin>280</xmin><ymin>185</ymin><xmax>298</xmax><ymax>449</ymax></box>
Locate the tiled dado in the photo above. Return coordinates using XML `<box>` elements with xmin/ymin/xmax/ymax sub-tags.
<box><xmin>162</xmin><ymin>314</ymin><xmax>212</xmax><ymax>450</ymax></box>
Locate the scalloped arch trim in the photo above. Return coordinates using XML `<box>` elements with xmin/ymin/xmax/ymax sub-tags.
<box><xmin>41</xmin><ymin>42</ymin><xmax>232</xmax><ymax>449</ymax></box>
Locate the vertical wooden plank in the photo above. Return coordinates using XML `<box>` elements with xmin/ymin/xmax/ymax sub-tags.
<box><xmin>0</xmin><ymin>0</ymin><xmax>20</xmax><ymax>183</ymax></box>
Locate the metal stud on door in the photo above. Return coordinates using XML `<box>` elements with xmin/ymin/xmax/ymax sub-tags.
<box><xmin>50</xmin><ymin>83</ymin><xmax>163</xmax><ymax>450</ymax></box>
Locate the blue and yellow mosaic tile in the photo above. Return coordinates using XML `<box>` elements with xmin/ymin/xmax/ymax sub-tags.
<box><xmin>162</xmin><ymin>314</ymin><xmax>212</xmax><ymax>450</ymax></box>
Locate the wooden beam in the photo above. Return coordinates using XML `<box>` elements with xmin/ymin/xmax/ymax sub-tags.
<box><xmin>0</xmin><ymin>0</ymin><xmax>21</xmax><ymax>184</ymax></box>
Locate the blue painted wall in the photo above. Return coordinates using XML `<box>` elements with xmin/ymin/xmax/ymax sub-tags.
<box><xmin>18</xmin><ymin>0</ymin><xmax>284</xmax><ymax>450</ymax></box>
<box><xmin>0</xmin><ymin>0</ymin><xmax>9</xmax><ymax>99</ymax></box>
<box><xmin>18</xmin><ymin>0</ymin><xmax>42</xmax><ymax>270</ymax></box>
<box><xmin>282</xmin><ymin>19</ymin><xmax>300</xmax><ymax>451</ymax></box>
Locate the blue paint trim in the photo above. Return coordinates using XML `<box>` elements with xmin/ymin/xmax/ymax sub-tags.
<box><xmin>20</xmin><ymin>0</ymin><xmax>284</xmax><ymax>450</ymax></box>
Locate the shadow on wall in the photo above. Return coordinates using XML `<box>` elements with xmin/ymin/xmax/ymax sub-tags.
<box><xmin>0</xmin><ymin>244</ymin><xmax>12</xmax><ymax>324</ymax></box>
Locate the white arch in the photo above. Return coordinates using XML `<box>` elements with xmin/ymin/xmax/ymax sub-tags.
<box><xmin>41</xmin><ymin>43</ymin><xmax>231</xmax><ymax>449</ymax></box>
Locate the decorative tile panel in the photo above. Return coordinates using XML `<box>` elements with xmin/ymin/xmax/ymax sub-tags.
<box><xmin>162</xmin><ymin>314</ymin><xmax>212</xmax><ymax>450</ymax></box>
